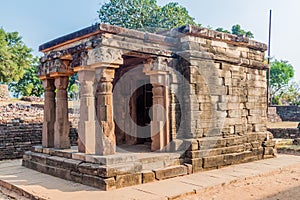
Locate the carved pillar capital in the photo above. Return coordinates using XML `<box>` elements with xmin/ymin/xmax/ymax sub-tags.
<box><xmin>42</xmin><ymin>78</ymin><xmax>55</xmax><ymax>91</ymax></box>
<box><xmin>144</xmin><ymin>57</ymin><xmax>170</xmax><ymax>75</ymax></box>
<box><xmin>54</xmin><ymin>76</ymin><xmax>69</xmax><ymax>90</ymax></box>
<box><xmin>87</xmin><ymin>47</ymin><xmax>123</xmax><ymax>67</ymax></box>
<box><xmin>71</xmin><ymin>51</ymin><xmax>88</xmax><ymax>69</ymax></box>
<box><xmin>38</xmin><ymin>58</ymin><xmax>74</xmax><ymax>78</ymax></box>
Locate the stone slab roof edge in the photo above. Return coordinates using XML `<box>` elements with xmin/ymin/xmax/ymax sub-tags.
<box><xmin>39</xmin><ymin>23</ymin><xmax>178</xmax><ymax>52</ymax></box>
<box><xmin>171</xmin><ymin>25</ymin><xmax>268</xmax><ymax>52</ymax></box>
<box><xmin>39</xmin><ymin>24</ymin><xmax>100</xmax><ymax>52</ymax></box>
<box><xmin>39</xmin><ymin>23</ymin><xmax>267</xmax><ymax>53</ymax></box>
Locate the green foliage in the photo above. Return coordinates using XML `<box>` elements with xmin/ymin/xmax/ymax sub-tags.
<box><xmin>231</xmin><ymin>24</ymin><xmax>254</xmax><ymax>38</ymax></box>
<box><xmin>280</xmin><ymin>82</ymin><xmax>300</xmax><ymax>105</ymax></box>
<box><xmin>0</xmin><ymin>28</ymin><xmax>33</xmax><ymax>83</ymax></box>
<box><xmin>9</xmin><ymin>57</ymin><xmax>44</xmax><ymax>97</ymax></box>
<box><xmin>68</xmin><ymin>73</ymin><xmax>79</xmax><ymax>100</ymax></box>
<box><xmin>216</xmin><ymin>24</ymin><xmax>254</xmax><ymax>38</ymax></box>
<box><xmin>215</xmin><ymin>27</ymin><xmax>231</xmax><ymax>34</ymax></box>
<box><xmin>98</xmin><ymin>0</ymin><xmax>196</xmax><ymax>32</ymax></box>
<box><xmin>270</xmin><ymin>59</ymin><xmax>295</xmax><ymax>104</ymax></box>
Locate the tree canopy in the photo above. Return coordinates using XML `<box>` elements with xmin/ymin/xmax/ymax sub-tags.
<box><xmin>216</xmin><ymin>24</ymin><xmax>254</xmax><ymax>38</ymax></box>
<box><xmin>270</xmin><ymin>59</ymin><xmax>295</xmax><ymax>104</ymax></box>
<box><xmin>0</xmin><ymin>28</ymin><xmax>33</xmax><ymax>83</ymax></box>
<box><xmin>9</xmin><ymin>57</ymin><xmax>44</xmax><ymax>97</ymax></box>
<box><xmin>98</xmin><ymin>0</ymin><xmax>197</xmax><ymax>32</ymax></box>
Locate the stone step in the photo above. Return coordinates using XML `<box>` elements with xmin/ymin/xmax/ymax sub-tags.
<box><xmin>202</xmin><ymin>150</ymin><xmax>263</xmax><ymax>169</ymax></box>
<box><xmin>153</xmin><ymin>165</ymin><xmax>188</xmax><ymax>180</ymax></box>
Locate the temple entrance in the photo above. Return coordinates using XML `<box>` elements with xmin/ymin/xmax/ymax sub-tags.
<box><xmin>134</xmin><ymin>82</ymin><xmax>153</xmax><ymax>145</ymax></box>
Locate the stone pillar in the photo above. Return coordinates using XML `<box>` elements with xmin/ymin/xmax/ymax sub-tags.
<box><xmin>145</xmin><ymin>58</ymin><xmax>170</xmax><ymax>151</ymax></box>
<box><xmin>54</xmin><ymin>76</ymin><xmax>70</xmax><ymax>149</ymax></box>
<box><xmin>151</xmin><ymin>84</ymin><xmax>166</xmax><ymax>151</ymax></box>
<box><xmin>77</xmin><ymin>69</ymin><xmax>98</xmax><ymax>154</ymax></box>
<box><xmin>42</xmin><ymin>79</ymin><xmax>55</xmax><ymax>148</ymax></box>
<box><xmin>95</xmin><ymin>67</ymin><xmax>116</xmax><ymax>155</ymax></box>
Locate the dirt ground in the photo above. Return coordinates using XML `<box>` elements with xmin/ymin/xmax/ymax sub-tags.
<box><xmin>267</xmin><ymin>121</ymin><xmax>298</xmax><ymax>128</ymax></box>
<box><xmin>182</xmin><ymin>163</ymin><xmax>300</xmax><ymax>200</ymax></box>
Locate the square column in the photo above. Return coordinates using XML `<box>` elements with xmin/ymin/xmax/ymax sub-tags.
<box><xmin>150</xmin><ymin>82</ymin><xmax>170</xmax><ymax>151</ymax></box>
<box><xmin>42</xmin><ymin>79</ymin><xmax>55</xmax><ymax>148</ymax></box>
<box><xmin>77</xmin><ymin>69</ymin><xmax>98</xmax><ymax>154</ymax></box>
<box><xmin>95</xmin><ymin>67</ymin><xmax>117</xmax><ymax>155</ymax></box>
<box><xmin>145</xmin><ymin>58</ymin><xmax>170</xmax><ymax>151</ymax></box>
<box><xmin>54</xmin><ymin>76</ymin><xmax>70</xmax><ymax>149</ymax></box>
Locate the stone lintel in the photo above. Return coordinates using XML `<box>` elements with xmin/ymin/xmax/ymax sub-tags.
<box><xmin>73</xmin><ymin>66</ymin><xmax>95</xmax><ymax>72</ymax></box>
<box><xmin>87</xmin><ymin>47</ymin><xmax>124</xmax><ymax>67</ymax></box>
<box><xmin>49</xmin><ymin>72</ymin><xmax>74</xmax><ymax>78</ymax></box>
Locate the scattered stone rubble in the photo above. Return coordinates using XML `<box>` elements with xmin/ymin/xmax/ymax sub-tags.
<box><xmin>0</xmin><ymin>103</ymin><xmax>43</xmax><ymax>124</ymax></box>
<box><xmin>0</xmin><ymin>102</ymin><xmax>79</xmax><ymax>128</ymax></box>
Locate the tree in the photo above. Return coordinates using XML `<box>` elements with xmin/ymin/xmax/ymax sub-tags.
<box><xmin>9</xmin><ymin>57</ymin><xmax>44</xmax><ymax>97</ymax></box>
<box><xmin>68</xmin><ymin>73</ymin><xmax>79</xmax><ymax>100</ymax></box>
<box><xmin>98</xmin><ymin>0</ymin><xmax>197</xmax><ymax>32</ymax></box>
<box><xmin>231</xmin><ymin>24</ymin><xmax>254</xmax><ymax>38</ymax></box>
<box><xmin>215</xmin><ymin>27</ymin><xmax>231</xmax><ymax>34</ymax></box>
<box><xmin>0</xmin><ymin>28</ymin><xmax>33</xmax><ymax>83</ymax></box>
<box><xmin>280</xmin><ymin>81</ymin><xmax>300</xmax><ymax>105</ymax></box>
<box><xmin>216</xmin><ymin>24</ymin><xmax>254</xmax><ymax>38</ymax></box>
<box><xmin>270</xmin><ymin>59</ymin><xmax>295</xmax><ymax>104</ymax></box>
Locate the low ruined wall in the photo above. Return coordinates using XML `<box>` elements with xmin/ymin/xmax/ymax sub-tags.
<box><xmin>267</xmin><ymin>107</ymin><xmax>282</xmax><ymax>122</ymax></box>
<box><xmin>269</xmin><ymin>106</ymin><xmax>300</xmax><ymax>122</ymax></box>
<box><xmin>0</xmin><ymin>84</ymin><xmax>9</xmax><ymax>100</ymax></box>
<box><xmin>268</xmin><ymin>128</ymin><xmax>300</xmax><ymax>139</ymax></box>
<box><xmin>0</xmin><ymin>122</ymin><xmax>78</xmax><ymax>160</ymax></box>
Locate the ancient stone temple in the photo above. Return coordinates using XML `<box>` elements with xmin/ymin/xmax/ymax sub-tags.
<box><xmin>23</xmin><ymin>24</ymin><xmax>275</xmax><ymax>190</ymax></box>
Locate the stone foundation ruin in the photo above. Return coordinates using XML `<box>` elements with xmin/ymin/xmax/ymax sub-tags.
<box><xmin>23</xmin><ymin>24</ymin><xmax>275</xmax><ymax>190</ymax></box>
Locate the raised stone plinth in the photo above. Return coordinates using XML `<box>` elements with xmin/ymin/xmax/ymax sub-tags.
<box><xmin>23</xmin><ymin>133</ymin><xmax>275</xmax><ymax>190</ymax></box>
<box><xmin>23</xmin><ymin>145</ymin><xmax>185</xmax><ymax>190</ymax></box>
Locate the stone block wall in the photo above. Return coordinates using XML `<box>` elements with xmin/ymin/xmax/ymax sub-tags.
<box><xmin>173</xmin><ymin>30</ymin><xmax>275</xmax><ymax>171</ymax></box>
<box><xmin>268</xmin><ymin>128</ymin><xmax>300</xmax><ymax>139</ymax></box>
<box><xmin>178</xmin><ymin>34</ymin><xmax>268</xmax><ymax>139</ymax></box>
<box><xmin>0</xmin><ymin>123</ymin><xmax>42</xmax><ymax>160</ymax></box>
<box><xmin>269</xmin><ymin>106</ymin><xmax>300</xmax><ymax>122</ymax></box>
<box><xmin>0</xmin><ymin>122</ymin><xmax>78</xmax><ymax>160</ymax></box>
<box><xmin>267</xmin><ymin>107</ymin><xmax>282</xmax><ymax>122</ymax></box>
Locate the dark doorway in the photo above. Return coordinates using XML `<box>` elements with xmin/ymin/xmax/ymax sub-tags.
<box><xmin>132</xmin><ymin>82</ymin><xmax>153</xmax><ymax>144</ymax></box>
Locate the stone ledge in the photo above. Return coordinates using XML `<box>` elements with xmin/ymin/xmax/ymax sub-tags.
<box><xmin>154</xmin><ymin>165</ymin><xmax>188</xmax><ymax>180</ymax></box>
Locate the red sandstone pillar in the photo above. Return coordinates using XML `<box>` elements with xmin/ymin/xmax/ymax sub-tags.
<box><xmin>95</xmin><ymin>67</ymin><xmax>116</xmax><ymax>155</ymax></box>
<box><xmin>76</xmin><ymin>69</ymin><xmax>98</xmax><ymax>154</ymax></box>
<box><xmin>54</xmin><ymin>76</ymin><xmax>70</xmax><ymax>149</ymax></box>
<box><xmin>42</xmin><ymin>79</ymin><xmax>55</xmax><ymax>148</ymax></box>
<box><xmin>146</xmin><ymin>58</ymin><xmax>170</xmax><ymax>151</ymax></box>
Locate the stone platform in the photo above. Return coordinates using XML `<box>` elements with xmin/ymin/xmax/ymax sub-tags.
<box><xmin>22</xmin><ymin>135</ymin><xmax>276</xmax><ymax>190</ymax></box>
<box><xmin>23</xmin><ymin>144</ymin><xmax>186</xmax><ymax>190</ymax></box>
<box><xmin>2</xmin><ymin>155</ymin><xmax>300</xmax><ymax>200</ymax></box>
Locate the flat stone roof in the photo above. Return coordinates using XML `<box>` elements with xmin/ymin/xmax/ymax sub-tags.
<box><xmin>39</xmin><ymin>24</ymin><xmax>267</xmax><ymax>53</ymax></box>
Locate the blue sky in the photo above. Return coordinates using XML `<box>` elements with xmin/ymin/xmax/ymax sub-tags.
<box><xmin>0</xmin><ymin>0</ymin><xmax>299</xmax><ymax>80</ymax></box>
